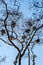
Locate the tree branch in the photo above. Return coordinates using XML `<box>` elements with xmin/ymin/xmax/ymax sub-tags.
<box><xmin>0</xmin><ymin>38</ymin><xmax>13</xmax><ymax>46</ymax></box>
<box><xmin>21</xmin><ymin>24</ymin><xmax>43</xmax><ymax>57</ymax></box>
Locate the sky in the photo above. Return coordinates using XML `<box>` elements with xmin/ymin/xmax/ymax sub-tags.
<box><xmin>0</xmin><ymin>0</ymin><xmax>43</xmax><ymax>65</ymax></box>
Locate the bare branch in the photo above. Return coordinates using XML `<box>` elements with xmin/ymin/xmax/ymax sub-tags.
<box><xmin>0</xmin><ymin>38</ymin><xmax>13</xmax><ymax>46</ymax></box>
<box><xmin>21</xmin><ymin>24</ymin><xmax>43</xmax><ymax>57</ymax></box>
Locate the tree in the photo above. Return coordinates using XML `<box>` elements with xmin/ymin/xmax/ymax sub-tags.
<box><xmin>0</xmin><ymin>0</ymin><xmax>43</xmax><ymax>65</ymax></box>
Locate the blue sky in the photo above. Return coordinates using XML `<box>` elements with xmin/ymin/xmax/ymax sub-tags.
<box><xmin>0</xmin><ymin>0</ymin><xmax>43</xmax><ymax>65</ymax></box>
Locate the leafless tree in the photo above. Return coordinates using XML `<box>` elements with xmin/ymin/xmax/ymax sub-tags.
<box><xmin>0</xmin><ymin>0</ymin><xmax>43</xmax><ymax>65</ymax></box>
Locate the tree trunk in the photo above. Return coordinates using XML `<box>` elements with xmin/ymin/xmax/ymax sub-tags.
<box><xmin>28</xmin><ymin>48</ymin><xmax>30</xmax><ymax>65</ymax></box>
<box><xmin>18</xmin><ymin>56</ymin><xmax>21</xmax><ymax>65</ymax></box>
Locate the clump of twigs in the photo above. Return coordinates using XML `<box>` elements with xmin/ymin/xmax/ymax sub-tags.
<box><xmin>22</xmin><ymin>35</ymin><xmax>26</xmax><ymax>40</ymax></box>
<box><xmin>11</xmin><ymin>21</ymin><xmax>16</xmax><ymax>28</ymax></box>
<box><xmin>9</xmin><ymin>35</ymin><xmax>15</xmax><ymax>40</ymax></box>
<box><xmin>32</xmin><ymin>26</ymin><xmax>36</xmax><ymax>31</ymax></box>
<box><xmin>25</xmin><ymin>29</ymin><xmax>30</xmax><ymax>33</ymax></box>
<box><xmin>0</xmin><ymin>29</ymin><xmax>6</xmax><ymax>35</ymax></box>
<box><xmin>35</xmin><ymin>38</ymin><xmax>40</xmax><ymax>43</ymax></box>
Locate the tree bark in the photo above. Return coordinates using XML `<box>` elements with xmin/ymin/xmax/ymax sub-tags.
<box><xmin>18</xmin><ymin>56</ymin><xmax>21</xmax><ymax>65</ymax></box>
<box><xmin>28</xmin><ymin>48</ymin><xmax>30</xmax><ymax>65</ymax></box>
